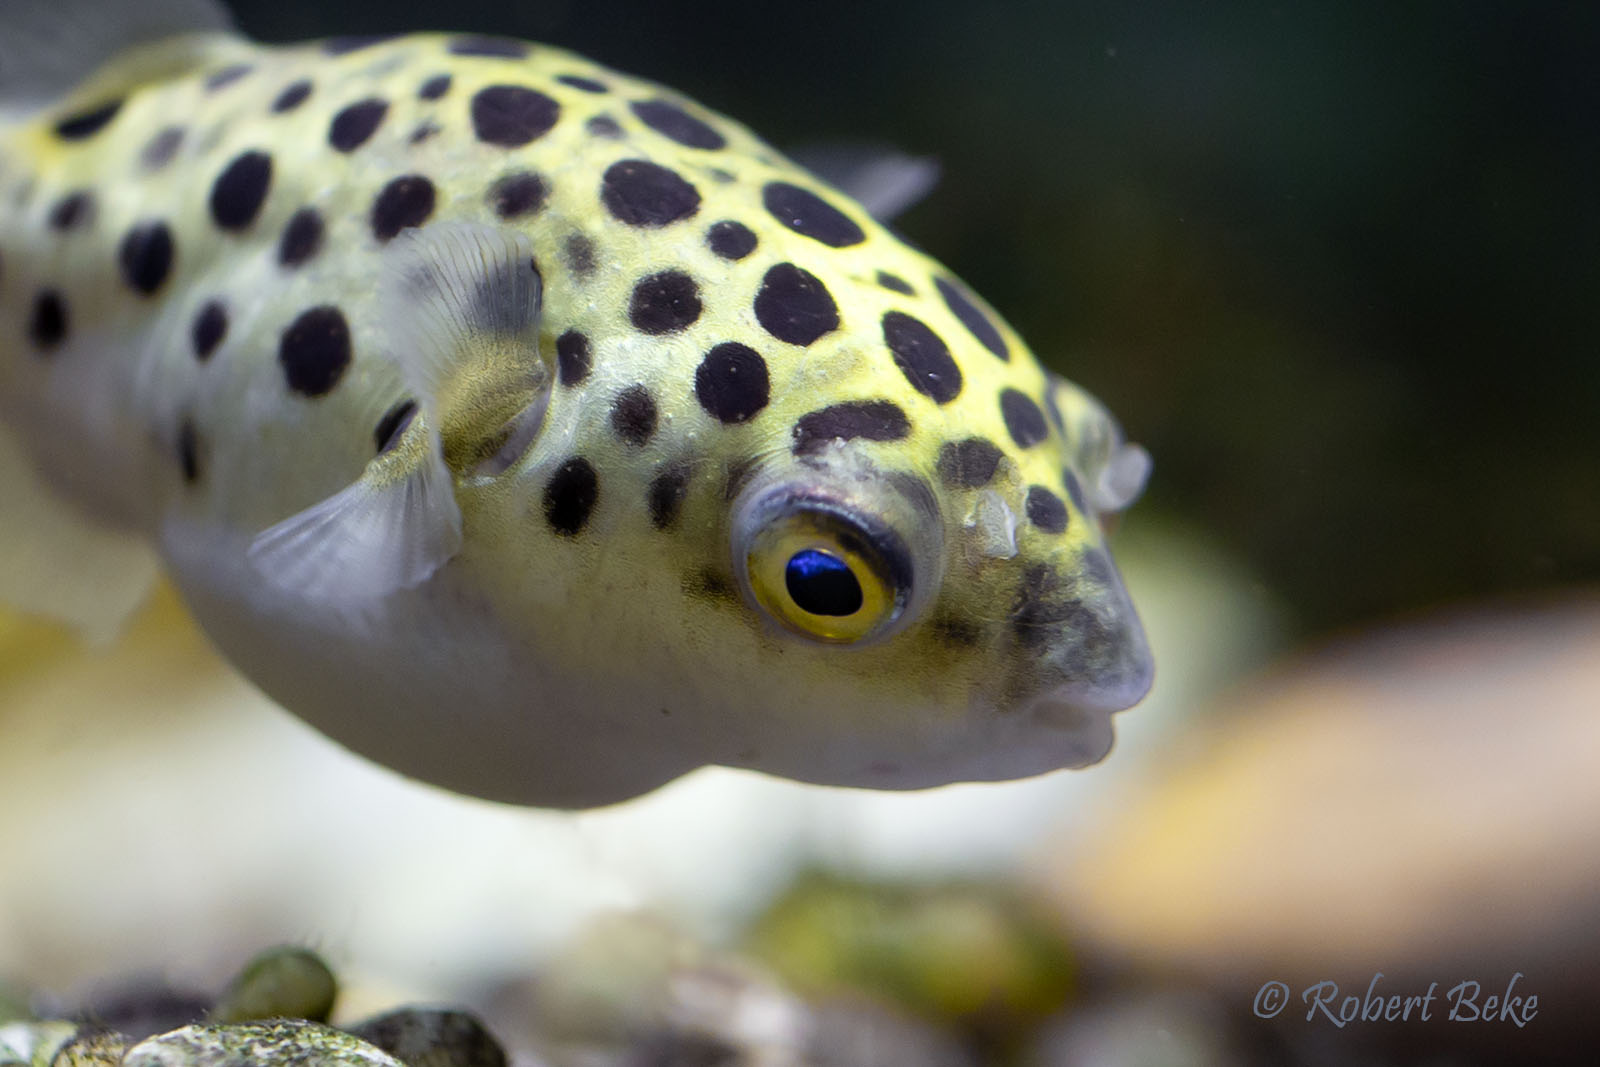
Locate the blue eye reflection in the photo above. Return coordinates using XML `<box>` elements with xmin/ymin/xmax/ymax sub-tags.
<box><xmin>785</xmin><ymin>549</ymin><xmax>863</xmax><ymax>616</ymax></box>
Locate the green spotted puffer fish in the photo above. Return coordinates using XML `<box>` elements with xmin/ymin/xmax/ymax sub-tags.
<box><xmin>0</xmin><ymin>0</ymin><xmax>1154</xmax><ymax>807</ymax></box>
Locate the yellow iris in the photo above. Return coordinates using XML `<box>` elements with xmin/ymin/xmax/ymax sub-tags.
<box><xmin>745</xmin><ymin>512</ymin><xmax>900</xmax><ymax>644</ymax></box>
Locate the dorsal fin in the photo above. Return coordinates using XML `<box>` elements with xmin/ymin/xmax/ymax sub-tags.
<box><xmin>248</xmin><ymin>223</ymin><xmax>551</xmax><ymax>603</ymax></box>
<box><xmin>1048</xmin><ymin>372</ymin><xmax>1152</xmax><ymax>517</ymax></box>
<box><xmin>789</xmin><ymin>142</ymin><xmax>941</xmax><ymax>222</ymax></box>
<box><xmin>0</xmin><ymin>0</ymin><xmax>233</xmax><ymax>109</ymax></box>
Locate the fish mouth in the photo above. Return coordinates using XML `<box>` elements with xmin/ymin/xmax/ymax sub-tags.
<box><xmin>1043</xmin><ymin>620</ymin><xmax>1156</xmax><ymax>714</ymax></box>
<box><xmin>1017</xmin><ymin>552</ymin><xmax>1156</xmax><ymax>768</ymax></box>
<box><xmin>1022</xmin><ymin>638</ymin><xmax>1153</xmax><ymax>768</ymax></box>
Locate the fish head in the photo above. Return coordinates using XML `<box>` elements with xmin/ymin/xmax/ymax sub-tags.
<box><xmin>455</xmin><ymin>340</ymin><xmax>1154</xmax><ymax>799</ymax></box>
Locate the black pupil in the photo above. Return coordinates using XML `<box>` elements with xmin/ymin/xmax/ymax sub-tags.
<box><xmin>785</xmin><ymin>549</ymin><xmax>863</xmax><ymax>616</ymax></box>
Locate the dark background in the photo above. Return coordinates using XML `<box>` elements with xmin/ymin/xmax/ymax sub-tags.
<box><xmin>231</xmin><ymin>0</ymin><xmax>1600</xmax><ymax>638</ymax></box>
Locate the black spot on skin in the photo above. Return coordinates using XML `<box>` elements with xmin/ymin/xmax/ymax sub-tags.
<box><xmin>48</xmin><ymin>191</ymin><xmax>92</xmax><ymax>231</ymax></box>
<box><xmin>448</xmin><ymin>36</ymin><xmax>529</xmax><ymax>59</ymax></box>
<box><xmin>559</xmin><ymin>74</ymin><xmax>608</xmax><ymax>93</ymax></box>
<box><xmin>609</xmin><ymin>385</ymin><xmax>659</xmax><ymax>446</ymax></box>
<box><xmin>409</xmin><ymin>122</ymin><xmax>440</xmax><ymax>145</ymax></box>
<box><xmin>937</xmin><ymin>438</ymin><xmax>1004</xmax><ymax>489</ymax></box>
<box><xmin>754</xmin><ymin>262</ymin><xmax>838</xmax><ymax>346</ymax></box>
<box><xmin>1011</xmin><ymin>562</ymin><xmax>1104</xmax><ymax>650</ymax></box>
<box><xmin>278</xmin><ymin>305</ymin><xmax>351</xmax><ymax>398</ymax></box>
<box><xmin>28</xmin><ymin>290</ymin><xmax>67</xmax><ymax>352</ymax></box>
<box><xmin>374</xmin><ymin>398</ymin><xmax>417</xmax><ymax>453</ymax></box>
<box><xmin>695</xmin><ymin>342</ymin><xmax>770</xmax><ymax>424</ymax></box>
<box><xmin>418</xmin><ymin>74</ymin><xmax>452</xmax><ymax>101</ymax></box>
<box><xmin>140</xmin><ymin>127</ymin><xmax>185</xmax><ymax>170</ymax></box>
<box><xmin>586</xmin><ymin>115</ymin><xmax>622</xmax><ymax>138</ymax></box>
<box><xmin>564</xmin><ymin>234</ymin><xmax>596</xmax><ymax>277</ymax></box>
<box><xmin>931</xmin><ymin>613</ymin><xmax>982</xmax><ymax>648</ymax></box>
<box><xmin>877</xmin><ymin>271</ymin><xmax>913</xmax><ymax>295</ymax></box>
<box><xmin>487</xmin><ymin>171</ymin><xmax>548</xmax><ymax>218</ymax></box>
<box><xmin>328</xmin><ymin>99</ymin><xmax>388</xmax><ymax>152</ymax></box>
<box><xmin>177</xmin><ymin>419</ymin><xmax>200</xmax><ymax>483</ymax></box>
<box><xmin>191</xmin><ymin>300</ymin><xmax>227</xmax><ymax>361</ymax></box>
<box><xmin>601</xmin><ymin>159</ymin><xmax>700</xmax><ymax>227</ymax></box>
<box><xmin>707</xmin><ymin>167</ymin><xmax>736</xmax><ymax>183</ymax></box>
<box><xmin>54</xmin><ymin>100</ymin><xmax>121</xmax><ymax>141</ymax></box>
<box><xmin>1000</xmin><ymin>388</ymin><xmax>1050</xmax><ymax>449</ymax></box>
<box><xmin>629</xmin><ymin>270</ymin><xmax>701</xmax><ymax>335</ymax></box>
<box><xmin>471</xmin><ymin>85</ymin><xmax>560</xmax><ymax>147</ymax></box>
<box><xmin>543</xmin><ymin>457</ymin><xmax>599</xmax><ymax>536</ymax></box>
<box><xmin>1062</xmin><ymin>469</ymin><xmax>1089</xmax><ymax>515</ymax></box>
<box><xmin>205</xmin><ymin>64</ymin><xmax>252</xmax><ymax>91</ymax></box>
<box><xmin>1026</xmin><ymin>485</ymin><xmax>1069</xmax><ymax>533</ymax></box>
<box><xmin>371</xmin><ymin>175</ymin><xmax>436</xmax><ymax>241</ymax></box>
<box><xmin>936</xmin><ymin>277</ymin><xmax>1009</xmax><ymax>360</ymax></box>
<box><xmin>272</xmin><ymin>80</ymin><xmax>313</xmax><ymax>113</ymax></box>
<box><xmin>648</xmin><ymin>464</ymin><xmax>690</xmax><ymax>529</ymax></box>
<box><xmin>882</xmin><ymin>310</ymin><xmax>962</xmax><ymax>404</ymax></box>
<box><xmin>556</xmin><ymin>330</ymin><xmax>591</xmax><ymax>385</ymax></box>
<box><xmin>792</xmin><ymin>401</ymin><xmax>911</xmax><ymax>456</ymax></box>
<box><xmin>630</xmin><ymin>99</ymin><xmax>726</xmax><ymax>150</ymax></box>
<box><xmin>209</xmin><ymin>151</ymin><xmax>273</xmax><ymax>231</ymax></box>
<box><xmin>277</xmin><ymin>207</ymin><xmax>324</xmax><ymax>268</ymax></box>
<box><xmin>323</xmin><ymin>35</ymin><xmax>397</xmax><ymax>56</ymax></box>
<box><xmin>118</xmin><ymin>221</ymin><xmax>174</xmax><ymax>295</ymax></box>
<box><xmin>686</xmin><ymin>567</ymin><xmax>738</xmax><ymax>604</ymax></box>
<box><xmin>706</xmin><ymin>220</ymin><xmax>756</xmax><ymax>260</ymax></box>
<box><xmin>762</xmin><ymin>182</ymin><xmax>865</xmax><ymax>248</ymax></box>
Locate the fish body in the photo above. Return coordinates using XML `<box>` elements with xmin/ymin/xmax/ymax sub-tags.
<box><xmin>0</xmin><ymin>4</ymin><xmax>1153</xmax><ymax>807</ymax></box>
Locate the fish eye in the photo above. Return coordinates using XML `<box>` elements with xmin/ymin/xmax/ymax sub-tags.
<box><xmin>741</xmin><ymin>503</ymin><xmax>912</xmax><ymax>645</ymax></box>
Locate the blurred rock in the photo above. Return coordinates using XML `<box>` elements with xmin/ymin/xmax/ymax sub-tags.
<box><xmin>744</xmin><ymin>873</ymin><xmax>1073</xmax><ymax>1048</ymax></box>
<box><xmin>0</xmin><ymin>1020</ymin><xmax>75</xmax><ymax>1067</ymax></box>
<box><xmin>347</xmin><ymin>1009</ymin><xmax>507</xmax><ymax>1067</ymax></box>
<box><xmin>507</xmin><ymin>912</ymin><xmax>807</xmax><ymax>1067</ymax></box>
<box><xmin>46</xmin><ymin>1028</ymin><xmax>126</xmax><ymax>1067</ymax></box>
<box><xmin>210</xmin><ymin>947</ymin><xmax>336</xmax><ymax>1025</ymax></box>
<box><xmin>1027</xmin><ymin>992</ymin><xmax>1235</xmax><ymax>1067</ymax></box>
<box><xmin>123</xmin><ymin>1021</ymin><xmax>399</xmax><ymax>1067</ymax></box>
<box><xmin>803</xmin><ymin>998</ymin><xmax>971</xmax><ymax>1067</ymax></box>
<box><xmin>63</xmin><ymin>984</ymin><xmax>209</xmax><ymax>1047</ymax></box>
<box><xmin>489</xmin><ymin>910</ymin><xmax>980</xmax><ymax>1067</ymax></box>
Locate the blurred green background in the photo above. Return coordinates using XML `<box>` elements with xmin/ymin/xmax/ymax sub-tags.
<box><xmin>230</xmin><ymin>0</ymin><xmax>1599</xmax><ymax>635</ymax></box>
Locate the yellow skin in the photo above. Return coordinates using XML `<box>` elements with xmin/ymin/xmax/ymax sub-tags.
<box><xmin>0</xmin><ymin>31</ymin><xmax>1152</xmax><ymax>807</ymax></box>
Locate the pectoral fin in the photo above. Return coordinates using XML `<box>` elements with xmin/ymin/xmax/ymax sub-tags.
<box><xmin>246</xmin><ymin>221</ymin><xmax>550</xmax><ymax>602</ymax></box>
<box><xmin>381</xmin><ymin>221</ymin><xmax>552</xmax><ymax>475</ymax></box>
<box><xmin>247</xmin><ymin>411</ymin><xmax>461</xmax><ymax>602</ymax></box>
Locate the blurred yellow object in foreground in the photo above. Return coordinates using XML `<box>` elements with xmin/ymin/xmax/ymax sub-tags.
<box><xmin>1035</xmin><ymin>597</ymin><xmax>1600</xmax><ymax>978</ymax></box>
